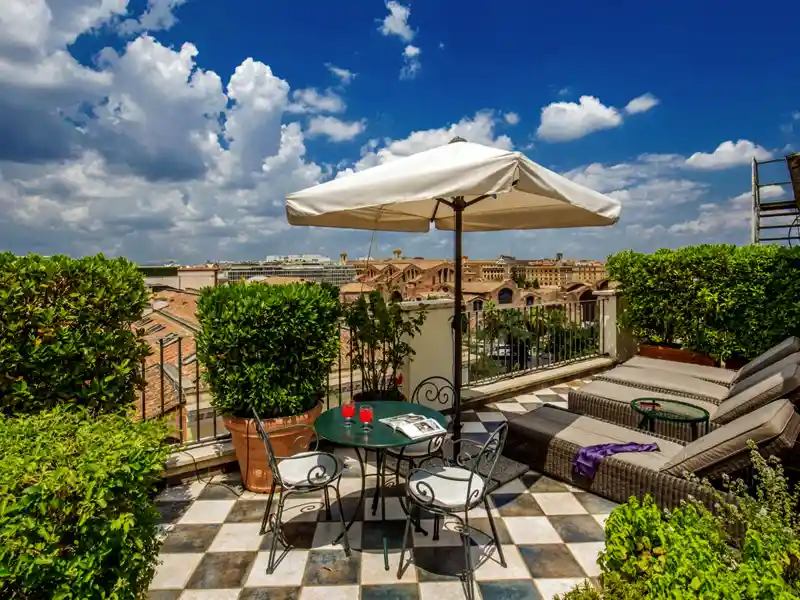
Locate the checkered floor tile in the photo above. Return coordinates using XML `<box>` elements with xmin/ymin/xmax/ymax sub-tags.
<box><xmin>150</xmin><ymin>409</ymin><xmax>612</xmax><ymax>600</ymax></box>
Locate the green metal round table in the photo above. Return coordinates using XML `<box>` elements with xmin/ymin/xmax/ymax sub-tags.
<box><xmin>630</xmin><ymin>397</ymin><xmax>710</xmax><ymax>441</ymax></box>
<box><xmin>315</xmin><ymin>401</ymin><xmax>448</xmax><ymax>570</ymax></box>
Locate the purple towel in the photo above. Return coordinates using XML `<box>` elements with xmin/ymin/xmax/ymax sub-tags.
<box><xmin>573</xmin><ymin>442</ymin><xmax>659</xmax><ymax>479</ymax></box>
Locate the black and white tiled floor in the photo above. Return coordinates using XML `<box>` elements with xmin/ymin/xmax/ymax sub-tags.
<box><xmin>150</xmin><ymin>382</ymin><xmax>613</xmax><ymax>600</ymax></box>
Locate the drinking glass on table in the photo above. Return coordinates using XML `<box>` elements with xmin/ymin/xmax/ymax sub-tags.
<box><xmin>359</xmin><ymin>404</ymin><xmax>374</xmax><ymax>432</ymax></box>
<box><xmin>341</xmin><ymin>401</ymin><xmax>355</xmax><ymax>426</ymax></box>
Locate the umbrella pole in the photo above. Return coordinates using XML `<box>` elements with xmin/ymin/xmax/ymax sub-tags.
<box><xmin>452</xmin><ymin>200</ymin><xmax>464</xmax><ymax>460</ymax></box>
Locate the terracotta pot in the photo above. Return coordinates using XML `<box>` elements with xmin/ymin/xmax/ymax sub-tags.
<box><xmin>223</xmin><ymin>401</ymin><xmax>323</xmax><ymax>493</ymax></box>
<box><xmin>636</xmin><ymin>343</ymin><xmax>718</xmax><ymax>366</ymax></box>
<box><xmin>352</xmin><ymin>389</ymin><xmax>406</xmax><ymax>403</ymax></box>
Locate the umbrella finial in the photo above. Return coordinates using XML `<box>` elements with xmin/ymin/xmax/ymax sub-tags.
<box><xmin>449</xmin><ymin>136</ymin><xmax>467</xmax><ymax>144</ymax></box>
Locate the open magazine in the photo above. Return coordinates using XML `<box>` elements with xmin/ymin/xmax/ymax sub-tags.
<box><xmin>379</xmin><ymin>413</ymin><xmax>446</xmax><ymax>441</ymax></box>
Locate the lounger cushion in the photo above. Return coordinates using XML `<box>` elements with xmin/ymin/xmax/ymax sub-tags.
<box><xmin>573</xmin><ymin>380</ymin><xmax>718</xmax><ymax>414</ymax></box>
<box><xmin>597</xmin><ymin>366</ymin><xmax>730</xmax><ymax>402</ymax></box>
<box><xmin>712</xmin><ymin>365</ymin><xmax>800</xmax><ymax>424</ymax></box>
<box><xmin>734</xmin><ymin>336</ymin><xmax>800</xmax><ymax>383</ymax></box>
<box><xmin>662</xmin><ymin>400</ymin><xmax>796</xmax><ymax>476</ymax></box>
<box><xmin>509</xmin><ymin>405</ymin><xmax>681</xmax><ymax>471</ymax></box>
<box><xmin>625</xmin><ymin>356</ymin><xmax>735</xmax><ymax>385</ymax></box>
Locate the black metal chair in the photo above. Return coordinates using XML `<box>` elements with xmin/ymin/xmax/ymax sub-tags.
<box><xmin>251</xmin><ymin>407</ymin><xmax>351</xmax><ymax>574</ymax></box>
<box><xmin>397</xmin><ymin>422</ymin><xmax>509</xmax><ymax>600</ymax></box>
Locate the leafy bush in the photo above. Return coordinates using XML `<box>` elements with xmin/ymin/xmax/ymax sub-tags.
<box><xmin>196</xmin><ymin>282</ymin><xmax>341</xmax><ymax>418</ymax></box>
<box><xmin>607</xmin><ymin>244</ymin><xmax>800</xmax><ymax>361</ymax></box>
<box><xmin>567</xmin><ymin>446</ymin><xmax>800</xmax><ymax>599</ymax></box>
<box><xmin>0</xmin><ymin>253</ymin><xmax>150</xmax><ymax>416</ymax></box>
<box><xmin>0</xmin><ymin>406</ymin><xmax>170</xmax><ymax>599</ymax></box>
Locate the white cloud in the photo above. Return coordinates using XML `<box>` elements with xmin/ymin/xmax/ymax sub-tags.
<box><xmin>668</xmin><ymin>185</ymin><xmax>785</xmax><ymax>235</ymax></box>
<box><xmin>624</xmin><ymin>93</ymin><xmax>659</xmax><ymax>115</ymax></box>
<box><xmin>379</xmin><ymin>1</ymin><xmax>414</xmax><ymax>41</ymax></box>
<box><xmin>325</xmin><ymin>64</ymin><xmax>355</xmax><ymax>85</ymax></box>
<box><xmin>347</xmin><ymin>111</ymin><xmax>512</xmax><ymax>173</ymax></box>
<box><xmin>119</xmin><ymin>0</ymin><xmax>188</xmax><ymax>34</ymax></box>
<box><xmin>0</xmin><ymin>2</ymin><xmax>331</xmax><ymax>262</ymax></box>
<box><xmin>286</xmin><ymin>87</ymin><xmax>345</xmax><ymax>114</ymax></box>
<box><xmin>538</xmin><ymin>93</ymin><xmax>661</xmax><ymax>142</ymax></box>
<box><xmin>307</xmin><ymin>116</ymin><xmax>367</xmax><ymax>142</ymax></box>
<box><xmin>504</xmin><ymin>112</ymin><xmax>520</xmax><ymax>126</ymax></box>
<box><xmin>537</xmin><ymin>96</ymin><xmax>623</xmax><ymax>142</ymax></box>
<box><xmin>400</xmin><ymin>44</ymin><xmax>421</xmax><ymax>80</ymax></box>
<box><xmin>685</xmin><ymin>139</ymin><xmax>773</xmax><ymax>170</ymax></box>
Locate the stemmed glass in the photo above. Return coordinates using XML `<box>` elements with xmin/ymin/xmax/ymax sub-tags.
<box><xmin>359</xmin><ymin>404</ymin><xmax>374</xmax><ymax>432</ymax></box>
<box><xmin>341</xmin><ymin>401</ymin><xmax>355</xmax><ymax>426</ymax></box>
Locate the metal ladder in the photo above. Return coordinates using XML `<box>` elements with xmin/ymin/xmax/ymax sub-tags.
<box><xmin>751</xmin><ymin>155</ymin><xmax>800</xmax><ymax>246</ymax></box>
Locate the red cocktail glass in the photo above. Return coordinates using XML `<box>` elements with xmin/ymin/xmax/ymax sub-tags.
<box><xmin>359</xmin><ymin>404</ymin><xmax>374</xmax><ymax>431</ymax></box>
<box><xmin>341</xmin><ymin>402</ymin><xmax>355</xmax><ymax>426</ymax></box>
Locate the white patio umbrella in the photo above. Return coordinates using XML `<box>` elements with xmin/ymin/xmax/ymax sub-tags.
<box><xmin>286</xmin><ymin>137</ymin><xmax>621</xmax><ymax>451</ymax></box>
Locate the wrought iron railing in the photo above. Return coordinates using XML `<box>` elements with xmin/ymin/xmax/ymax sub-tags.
<box><xmin>139</xmin><ymin>299</ymin><xmax>607</xmax><ymax>444</ymax></box>
<box><xmin>463</xmin><ymin>299</ymin><xmax>605</xmax><ymax>385</ymax></box>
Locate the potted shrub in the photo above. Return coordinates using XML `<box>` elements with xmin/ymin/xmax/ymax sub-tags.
<box><xmin>196</xmin><ymin>281</ymin><xmax>341</xmax><ymax>492</ymax></box>
<box><xmin>343</xmin><ymin>290</ymin><xmax>426</xmax><ymax>402</ymax></box>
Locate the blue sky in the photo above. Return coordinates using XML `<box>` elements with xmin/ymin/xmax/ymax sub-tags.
<box><xmin>1</xmin><ymin>0</ymin><xmax>798</xmax><ymax>263</ymax></box>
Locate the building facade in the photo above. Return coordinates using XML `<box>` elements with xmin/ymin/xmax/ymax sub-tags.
<box><xmin>222</xmin><ymin>255</ymin><xmax>357</xmax><ymax>286</ymax></box>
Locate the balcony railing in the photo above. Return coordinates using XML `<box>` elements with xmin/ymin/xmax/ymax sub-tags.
<box><xmin>463</xmin><ymin>299</ymin><xmax>605</xmax><ymax>385</ymax></box>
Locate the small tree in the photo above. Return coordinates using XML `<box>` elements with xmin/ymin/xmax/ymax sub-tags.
<box><xmin>343</xmin><ymin>291</ymin><xmax>426</xmax><ymax>399</ymax></box>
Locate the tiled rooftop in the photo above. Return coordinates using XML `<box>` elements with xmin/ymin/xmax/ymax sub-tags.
<box><xmin>150</xmin><ymin>385</ymin><xmax>611</xmax><ymax>600</ymax></box>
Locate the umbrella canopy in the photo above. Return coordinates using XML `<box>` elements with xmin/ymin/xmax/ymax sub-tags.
<box><xmin>285</xmin><ymin>138</ymin><xmax>622</xmax><ymax>457</ymax></box>
<box><xmin>286</xmin><ymin>140</ymin><xmax>621</xmax><ymax>231</ymax></box>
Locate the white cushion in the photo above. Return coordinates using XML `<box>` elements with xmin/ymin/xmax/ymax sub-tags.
<box><xmin>391</xmin><ymin>436</ymin><xmax>446</xmax><ymax>457</ymax></box>
<box><xmin>408</xmin><ymin>465</ymin><xmax>485</xmax><ymax>509</ymax></box>
<box><xmin>278</xmin><ymin>452</ymin><xmax>341</xmax><ymax>486</ymax></box>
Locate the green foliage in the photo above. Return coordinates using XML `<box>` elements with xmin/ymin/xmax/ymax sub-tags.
<box><xmin>0</xmin><ymin>253</ymin><xmax>150</xmax><ymax>416</ymax></box>
<box><xmin>0</xmin><ymin>406</ymin><xmax>170</xmax><ymax>599</ymax></box>
<box><xmin>607</xmin><ymin>244</ymin><xmax>800</xmax><ymax>360</ymax></box>
<box><xmin>553</xmin><ymin>580</ymin><xmax>602</xmax><ymax>600</ymax></box>
<box><xmin>196</xmin><ymin>282</ymin><xmax>341</xmax><ymax>418</ymax></box>
<box><xmin>571</xmin><ymin>446</ymin><xmax>800</xmax><ymax>599</ymax></box>
<box><xmin>343</xmin><ymin>291</ymin><xmax>426</xmax><ymax>395</ymax></box>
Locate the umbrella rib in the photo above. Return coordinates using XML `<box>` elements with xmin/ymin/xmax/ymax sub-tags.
<box><xmin>431</xmin><ymin>197</ymin><xmax>451</xmax><ymax>222</ymax></box>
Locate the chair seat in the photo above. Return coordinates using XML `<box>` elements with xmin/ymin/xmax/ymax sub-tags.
<box><xmin>408</xmin><ymin>465</ymin><xmax>484</xmax><ymax>509</ymax></box>
<box><xmin>278</xmin><ymin>452</ymin><xmax>342</xmax><ymax>487</ymax></box>
<box><xmin>388</xmin><ymin>436</ymin><xmax>446</xmax><ymax>457</ymax></box>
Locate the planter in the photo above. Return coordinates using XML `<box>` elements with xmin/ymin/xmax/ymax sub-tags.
<box><xmin>223</xmin><ymin>401</ymin><xmax>323</xmax><ymax>493</ymax></box>
<box><xmin>352</xmin><ymin>389</ymin><xmax>406</xmax><ymax>403</ymax></box>
<box><xmin>636</xmin><ymin>344</ymin><xmax>718</xmax><ymax>366</ymax></box>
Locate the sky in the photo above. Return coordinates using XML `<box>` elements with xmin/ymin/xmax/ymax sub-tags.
<box><xmin>1</xmin><ymin>0</ymin><xmax>798</xmax><ymax>264</ymax></box>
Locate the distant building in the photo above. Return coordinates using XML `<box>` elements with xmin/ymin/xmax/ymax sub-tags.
<box><xmin>221</xmin><ymin>255</ymin><xmax>357</xmax><ymax>286</ymax></box>
<box><xmin>139</xmin><ymin>265</ymin><xmax>219</xmax><ymax>291</ymax></box>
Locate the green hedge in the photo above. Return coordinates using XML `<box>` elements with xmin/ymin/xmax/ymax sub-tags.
<box><xmin>0</xmin><ymin>253</ymin><xmax>150</xmax><ymax>415</ymax></box>
<box><xmin>196</xmin><ymin>282</ymin><xmax>341</xmax><ymax>418</ymax></box>
<box><xmin>607</xmin><ymin>244</ymin><xmax>800</xmax><ymax>361</ymax></box>
<box><xmin>557</xmin><ymin>448</ymin><xmax>800</xmax><ymax>599</ymax></box>
<box><xmin>0</xmin><ymin>406</ymin><xmax>170</xmax><ymax>599</ymax></box>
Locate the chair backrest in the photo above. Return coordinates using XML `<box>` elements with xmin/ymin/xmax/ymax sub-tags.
<box><xmin>733</xmin><ymin>337</ymin><xmax>800</xmax><ymax>383</ymax></box>
<box><xmin>461</xmin><ymin>422</ymin><xmax>509</xmax><ymax>506</ymax></box>
<box><xmin>251</xmin><ymin>406</ymin><xmax>283</xmax><ymax>486</ymax></box>
<box><xmin>411</xmin><ymin>376</ymin><xmax>455</xmax><ymax>409</ymax></box>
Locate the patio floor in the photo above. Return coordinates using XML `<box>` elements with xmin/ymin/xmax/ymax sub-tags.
<box><xmin>149</xmin><ymin>380</ymin><xmax>614</xmax><ymax>600</ymax></box>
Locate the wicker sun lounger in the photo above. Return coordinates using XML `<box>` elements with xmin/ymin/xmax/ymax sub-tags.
<box><xmin>596</xmin><ymin>351</ymin><xmax>800</xmax><ymax>403</ymax></box>
<box><xmin>568</xmin><ymin>364</ymin><xmax>800</xmax><ymax>442</ymax></box>
<box><xmin>623</xmin><ymin>336</ymin><xmax>800</xmax><ymax>385</ymax></box>
<box><xmin>504</xmin><ymin>399</ymin><xmax>800</xmax><ymax>510</ymax></box>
